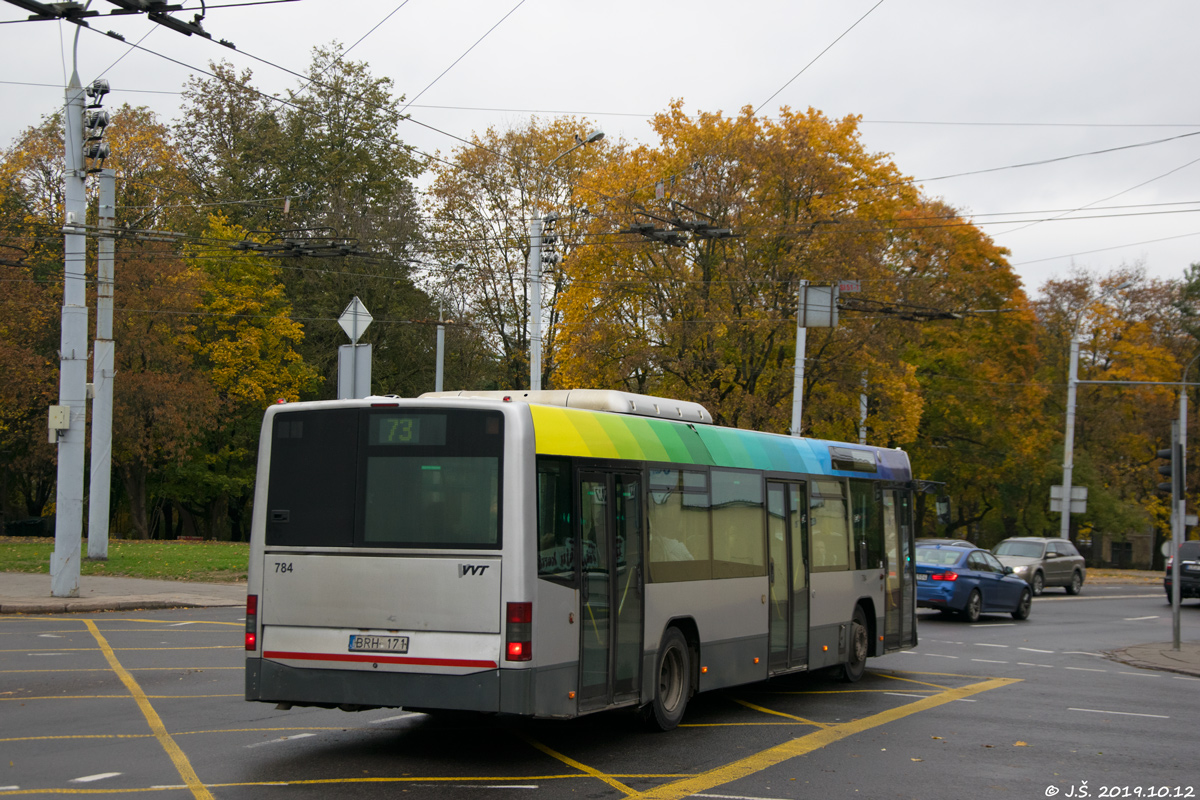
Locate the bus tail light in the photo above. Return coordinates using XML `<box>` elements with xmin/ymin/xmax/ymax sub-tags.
<box><xmin>245</xmin><ymin>594</ymin><xmax>258</xmax><ymax>651</ymax></box>
<box><xmin>930</xmin><ymin>571</ymin><xmax>958</xmax><ymax>582</ymax></box>
<box><xmin>505</xmin><ymin>602</ymin><xmax>532</xmax><ymax>662</ymax></box>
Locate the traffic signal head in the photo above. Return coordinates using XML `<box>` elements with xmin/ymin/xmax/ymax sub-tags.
<box><xmin>1156</xmin><ymin>444</ymin><xmax>1183</xmax><ymax>499</ymax></box>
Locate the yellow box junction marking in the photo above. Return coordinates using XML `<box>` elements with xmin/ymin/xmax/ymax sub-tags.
<box><xmin>626</xmin><ymin>676</ymin><xmax>1020</xmax><ymax>800</ymax></box>
<box><xmin>82</xmin><ymin>619</ymin><xmax>215</xmax><ymax>800</ymax></box>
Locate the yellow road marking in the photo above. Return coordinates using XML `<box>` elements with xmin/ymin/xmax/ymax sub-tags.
<box><xmin>0</xmin><ymin>734</ymin><xmax>153</xmax><ymax>743</ymax></box>
<box><xmin>82</xmin><ymin>619</ymin><xmax>214</xmax><ymax>800</ymax></box>
<box><xmin>731</xmin><ymin>698</ymin><xmax>834</xmax><ymax>728</ymax></box>
<box><xmin>0</xmin><ymin>668</ymin><xmax>239</xmax><ymax>674</ymax></box>
<box><xmin>2</xmin><ymin>695</ymin><xmax>239</xmax><ymax>701</ymax></box>
<box><xmin>519</xmin><ymin>732</ymin><xmax>638</xmax><ymax>796</ymax></box>
<box><xmin>761</xmin><ymin>688</ymin><xmax>938</xmax><ymax>694</ymax></box>
<box><xmin>0</xmin><ymin>775</ymin><xmax>688</xmax><ymax>795</ymax></box>
<box><xmin>872</xmin><ymin>672</ymin><xmax>953</xmax><ymax>690</ymax></box>
<box><xmin>1</xmin><ymin>646</ymin><xmax>237</xmax><ymax>652</ymax></box>
<box><xmin>626</xmin><ymin>677</ymin><xmax>1021</xmax><ymax>800</ymax></box>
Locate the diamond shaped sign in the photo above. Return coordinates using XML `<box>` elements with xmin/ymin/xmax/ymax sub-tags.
<box><xmin>338</xmin><ymin>296</ymin><xmax>372</xmax><ymax>344</ymax></box>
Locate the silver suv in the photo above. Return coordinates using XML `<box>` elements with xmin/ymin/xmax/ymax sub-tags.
<box><xmin>992</xmin><ymin>537</ymin><xmax>1086</xmax><ymax>596</ymax></box>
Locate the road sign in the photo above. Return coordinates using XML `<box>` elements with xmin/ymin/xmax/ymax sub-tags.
<box><xmin>338</xmin><ymin>296</ymin><xmax>372</xmax><ymax>344</ymax></box>
<box><xmin>1049</xmin><ymin>485</ymin><xmax>1088</xmax><ymax>514</ymax></box>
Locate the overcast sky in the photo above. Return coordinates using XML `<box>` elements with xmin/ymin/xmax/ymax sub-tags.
<box><xmin>3</xmin><ymin>0</ymin><xmax>1199</xmax><ymax>296</ymax></box>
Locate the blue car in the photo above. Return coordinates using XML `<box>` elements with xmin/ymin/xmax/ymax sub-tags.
<box><xmin>915</xmin><ymin>542</ymin><xmax>1032</xmax><ymax>621</ymax></box>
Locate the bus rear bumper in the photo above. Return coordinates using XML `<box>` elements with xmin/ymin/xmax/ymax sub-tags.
<box><xmin>246</xmin><ymin>657</ymin><xmax>506</xmax><ymax>713</ymax></box>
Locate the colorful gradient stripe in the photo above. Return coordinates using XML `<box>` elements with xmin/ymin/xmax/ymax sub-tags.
<box><xmin>529</xmin><ymin>405</ymin><xmax>908</xmax><ymax>479</ymax></box>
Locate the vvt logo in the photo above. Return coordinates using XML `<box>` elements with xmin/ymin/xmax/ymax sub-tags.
<box><xmin>459</xmin><ymin>564</ymin><xmax>489</xmax><ymax>577</ymax></box>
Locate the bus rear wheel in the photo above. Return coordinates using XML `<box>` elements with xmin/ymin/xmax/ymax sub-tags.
<box><xmin>643</xmin><ymin>627</ymin><xmax>691</xmax><ymax>731</ymax></box>
<box><xmin>841</xmin><ymin>606</ymin><xmax>869</xmax><ymax>683</ymax></box>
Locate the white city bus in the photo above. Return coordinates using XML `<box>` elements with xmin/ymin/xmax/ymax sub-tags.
<box><xmin>244</xmin><ymin>390</ymin><xmax>917</xmax><ymax>730</ymax></box>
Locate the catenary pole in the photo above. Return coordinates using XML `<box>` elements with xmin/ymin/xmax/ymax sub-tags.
<box><xmin>87</xmin><ymin>169</ymin><xmax>115</xmax><ymax>560</ymax></box>
<box><xmin>51</xmin><ymin>69</ymin><xmax>89</xmax><ymax>597</ymax></box>
<box><xmin>790</xmin><ymin>280</ymin><xmax>809</xmax><ymax>437</ymax></box>
<box><xmin>528</xmin><ymin>215</ymin><xmax>543</xmax><ymax>391</ymax></box>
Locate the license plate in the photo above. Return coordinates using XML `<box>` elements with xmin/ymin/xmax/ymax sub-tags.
<box><xmin>1185</xmin><ymin>564</ymin><xmax>1200</xmax><ymax>573</ymax></box>
<box><xmin>916</xmin><ymin>573</ymin><xmax>928</xmax><ymax>581</ymax></box>
<box><xmin>348</xmin><ymin>635</ymin><xmax>409</xmax><ymax>654</ymax></box>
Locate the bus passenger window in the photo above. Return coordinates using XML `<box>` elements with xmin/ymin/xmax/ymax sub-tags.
<box><xmin>537</xmin><ymin>459</ymin><xmax>574</xmax><ymax>584</ymax></box>
<box><xmin>711</xmin><ymin>469</ymin><xmax>765</xmax><ymax>579</ymax></box>
<box><xmin>850</xmin><ymin>480</ymin><xmax>882</xmax><ymax>570</ymax></box>
<box><xmin>647</xmin><ymin>469</ymin><xmax>711</xmax><ymax>582</ymax></box>
<box><xmin>810</xmin><ymin>480</ymin><xmax>850</xmax><ymax>571</ymax></box>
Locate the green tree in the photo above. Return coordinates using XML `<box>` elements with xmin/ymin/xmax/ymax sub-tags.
<box><xmin>175</xmin><ymin>45</ymin><xmax>440</xmax><ymax>397</ymax></box>
<box><xmin>173</xmin><ymin>215</ymin><xmax>320</xmax><ymax>539</ymax></box>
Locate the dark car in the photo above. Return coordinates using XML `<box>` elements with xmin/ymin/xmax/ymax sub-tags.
<box><xmin>915</xmin><ymin>542</ymin><xmax>1032</xmax><ymax>622</ymax></box>
<box><xmin>992</xmin><ymin>537</ymin><xmax>1086</xmax><ymax>596</ymax></box>
<box><xmin>1164</xmin><ymin>540</ymin><xmax>1200</xmax><ymax>601</ymax></box>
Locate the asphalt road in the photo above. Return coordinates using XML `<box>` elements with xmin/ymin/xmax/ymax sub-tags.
<box><xmin>1</xmin><ymin>586</ymin><xmax>1197</xmax><ymax>799</ymax></box>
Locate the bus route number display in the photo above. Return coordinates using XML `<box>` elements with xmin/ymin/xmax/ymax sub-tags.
<box><xmin>369</xmin><ymin>414</ymin><xmax>446</xmax><ymax>446</ymax></box>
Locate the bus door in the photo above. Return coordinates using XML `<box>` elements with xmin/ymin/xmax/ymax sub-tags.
<box><xmin>767</xmin><ymin>481</ymin><xmax>809</xmax><ymax>674</ymax></box>
<box><xmin>881</xmin><ymin>489</ymin><xmax>915</xmax><ymax>649</ymax></box>
<box><xmin>577</xmin><ymin>470</ymin><xmax>644</xmax><ymax>711</ymax></box>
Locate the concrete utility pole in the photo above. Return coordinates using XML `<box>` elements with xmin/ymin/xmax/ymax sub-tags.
<box><xmin>88</xmin><ymin>169</ymin><xmax>116</xmax><ymax>560</ymax></box>
<box><xmin>50</xmin><ymin>70</ymin><xmax>89</xmax><ymax>598</ymax></box>
<box><xmin>1058</xmin><ymin>280</ymin><xmax>1132</xmax><ymax>541</ymax></box>
<box><xmin>528</xmin><ymin>130</ymin><xmax>604</xmax><ymax>391</ymax></box>
<box><xmin>789</xmin><ymin>280</ymin><xmax>809</xmax><ymax>436</ymax></box>
<box><xmin>528</xmin><ymin>215</ymin><xmax>544</xmax><ymax>391</ymax></box>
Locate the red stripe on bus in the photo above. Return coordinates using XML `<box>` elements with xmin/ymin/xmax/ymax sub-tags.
<box><xmin>263</xmin><ymin>650</ymin><xmax>498</xmax><ymax>669</ymax></box>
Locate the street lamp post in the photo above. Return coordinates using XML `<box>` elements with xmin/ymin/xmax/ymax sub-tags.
<box><xmin>1058</xmin><ymin>280</ymin><xmax>1133</xmax><ymax>540</ymax></box>
<box><xmin>528</xmin><ymin>130</ymin><xmax>604</xmax><ymax>391</ymax></box>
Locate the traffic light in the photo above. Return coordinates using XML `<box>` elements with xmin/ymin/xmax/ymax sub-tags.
<box><xmin>1156</xmin><ymin>436</ymin><xmax>1184</xmax><ymax>500</ymax></box>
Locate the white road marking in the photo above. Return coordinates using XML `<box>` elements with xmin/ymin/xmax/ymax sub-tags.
<box><xmin>1123</xmin><ymin>616</ymin><xmax>1159</xmax><ymax>621</ymax></box>
<box><xmin>1069</xmin><ymin>708</ymin><xmax>1169</xmax><ymax>719</ymax></box>
<box><xmin>0</xmin><ymin>787</ymin><xmax>19</xmax><ymax>791</ymax></box>
<box><xmin>1173</xmin><ymin>676</ymin><xmax>1200</xmax><ymax>681</ymax></box>
<box><xmin>975</xmin><ymin>643</ymin><xmax>1008</xmax><ymax>648</ymax></box>
<box><xmin>1017</xmin><ymin>663</ymin><xmax>1053</xmax><ymax>668</ymax></box>
<box><xmin>1063</xmin><ymin>651</ymin><xmax>1104</xmax><ymax>656</ymax></box>
<box><xmin>885</xmin><ymin>692</ymin><xmax>928</xmax><ymax>698</ymax></box>
<box><xmin>926</xmin><ymin>654</ymin><xmax>958</xmax><ymax>659</ymax></box>
<box><xmin>71</xmin><ymin>773</ymin><xmax>121</xmax><ymax>783</ymax></box>
<box><xmin>28</xmin><ymin>653</ymin><xmax>69</xmax><ymax>657</ymax></box>
<box><xmin>1018</xmin><ymin>647</ymin><xmax>1054</xmax><ymax>653</ymax></box>
<box><xmin>369</xmin><ymin>712</ymin><xmax>423</xmax><ymax>724</ymax></box>
<box><xmin>1065</xmin><ymin>667</ymin><xmax>1106</xmax><ymax>672</ymax></box>
<box><xmin>972</xmin><ymin>659</ymin><xmax>1008</xmax><ymax>664</ymax></box>
<box><xmin>1118</xmin><ymin>672</ymin><xmax>1160</xmax><ymax>678</ymax></box>
<box><xmin>246</xmin><ymin>733</ymin><xmax>317</xmax><ymax>748</ymax></box>
<box><xmin>37</xmin><ymin>634</ymin><xmax>63</xmax><ymax>638</ymax></box>
<box><xmin>1039</xmin><ymin>594</ymin><xmax>1161</xmax><ymax>600</ymax></box>
<box><xmin>168</xmin><ymin>622</ymin><xmax>204</xmax><ymax>627</ymax></box>
<box><xmin>971</xmin><ymin>623</ymin><xmax>1015</xmax><ymax>628</ymax></box>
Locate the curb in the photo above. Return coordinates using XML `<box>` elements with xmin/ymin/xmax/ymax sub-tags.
<box><xmin>1107</xmin><ymin>645</ymin><xmax>1200</xmax><ymax>679</ymax></box>
<box><xmin>0</xmin><ymin>598</ymin><xmax>244</xmax><ymax>614</ymax></box>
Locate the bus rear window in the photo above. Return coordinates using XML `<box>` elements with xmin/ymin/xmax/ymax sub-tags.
<box><xmin>265</xmin><ymin>407</ymin><xmax>503</xmax><ymax>549</ymax></box>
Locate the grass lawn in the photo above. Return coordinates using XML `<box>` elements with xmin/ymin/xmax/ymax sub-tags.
<box><xmin>0</xmin><ymin>536</ymin><xmax>248</xmax><ymax>582</ymax></box>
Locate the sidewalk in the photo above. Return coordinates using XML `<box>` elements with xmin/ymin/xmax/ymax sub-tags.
<box><xmin>0</xmin><ymin>571</ymin><xmax>245</xmax><ymax>614</ymax></box>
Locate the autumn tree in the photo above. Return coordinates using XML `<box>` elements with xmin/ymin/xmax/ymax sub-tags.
<box><xmin>0</xmin><ymin>138</ymin><xmax>61</xmax><ymax>526</ymax></box>
<box><xmin>1033</xmin><ymin>268</ymin><xmax>1186</xmax><ymax>554</ymax></box>
<box><xmin>425</xmin><ymin>116</ymin><xmax>612</xmax><ymax>390</ymax></box>
<box><xmin>170</xmin><ymin>216</ymin><xmax>320</xmax><ymax>539</ymax></box>
<box><xmin>558</xmin><ymin>104</ymin><xmax>940</xmax><ymax>436</ymax></box>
